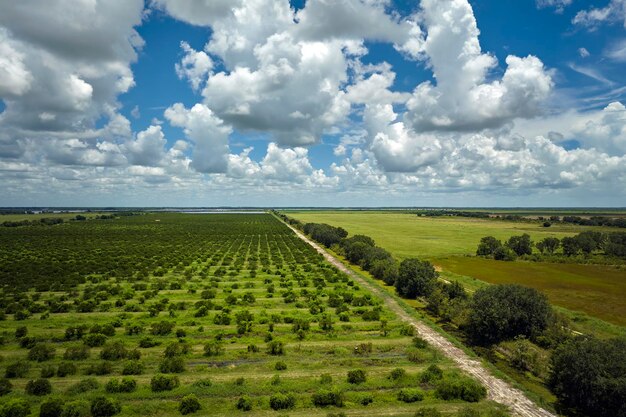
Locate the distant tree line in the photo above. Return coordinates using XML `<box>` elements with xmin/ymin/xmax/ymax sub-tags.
<box><xmin>1</xmin><ymin>218</ymin><xmax>65</xmax><ymax>228</ymax></box>
<box><xmin>416</xmin><ymin>210</ymin><xmax>626</xmax><ymax>228</ymax></box>
<box><xmin>476</xmin><ymin>231</ymin><xmax>626</xmax><ymax>261</ymax></box>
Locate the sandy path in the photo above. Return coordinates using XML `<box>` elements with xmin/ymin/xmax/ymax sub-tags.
<box><xmin>284</xmin><ymin>222</ymin><xmax>556</xmax><ymax>417</ymax></box>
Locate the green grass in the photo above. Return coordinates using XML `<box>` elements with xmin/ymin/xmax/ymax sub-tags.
<box><xmin>288</xmin><ymin>211</ymin><xmax>626</xmax><ymax>329</ymax></box>
<box><xmin>0</xmin><ymin>213</ymin><xmax>508</xmax><ymax>417</ymax></box>
<box><xmin>287</xmin><ymin>211</ymin><xmax>614</xmax><ymax>258</ymax></box>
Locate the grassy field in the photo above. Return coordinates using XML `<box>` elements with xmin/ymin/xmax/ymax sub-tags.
<box><xmin>288</xmin><ymin>211</ymin><xmax>626</xmax><ymax>328</ymax></box>
<box><xmin>0</xmin><ymin>213</ymin><xmax>507</xmax><ymax>417</ymax></box>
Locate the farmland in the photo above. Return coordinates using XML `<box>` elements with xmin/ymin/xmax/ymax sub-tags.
<box><xmin>0</xmin><ymin>213</ymin><xmax>506</xmax><ymax>417</ymax></box>
<box><xmin>287</xmin><ymin>211</ymin><xmax>626</xmax><ymax>327</ymax></box>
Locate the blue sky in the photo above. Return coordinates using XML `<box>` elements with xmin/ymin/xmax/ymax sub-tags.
<box><xmin>1</xmin><ymin>0</ymin><xmax>625</xmax><ymax>207</ymax></box>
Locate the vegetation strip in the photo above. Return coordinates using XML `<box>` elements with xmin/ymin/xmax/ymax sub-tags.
<box><xmin>280</xmin><ymin>218</ymin><xmax>556</xmax><ymax>417</ymax></box>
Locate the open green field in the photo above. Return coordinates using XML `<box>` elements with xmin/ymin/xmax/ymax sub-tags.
<box><xmin>0</xmin><ymin>213</ymin><xmax>505</xmax><ymax>417</ymax></box>
<box><xmin>288</xmin><ymin>211</ymin><xmax>626</xmax><ymax>327</ymax></box>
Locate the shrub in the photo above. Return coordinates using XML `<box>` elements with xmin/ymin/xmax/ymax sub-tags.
<box><xmin>236</xmin><ymin>396</ymin><xmax>253</xmax><ymax>411</ymax></box>
<box><xmin>15</xmin><ymin>326</ymin><xmax>28</xmax><ymax>338</ymax></box>
<box><xmin>60</xmin><ymin>400</ymin><xmax>91</xmax><ymax>417</ymax></box>
<box><xmin>159</xmin><ymin>357</ymin><xmax>186</xmax><ymax>373</ymax></box>
<box><xmin>389</xmin><ymin>368</ymin><xmax>406</xmax><ymax>380</ymax></box>
<box><xmin>83</xmin><ymin>333</ymin><xmax>107</xmax><ymax>347</ymax></box>
<box><xmin>397</xmin><ymin>388</ymin><xmax>424</xmax><ymax>403</ymax></box>
<box><xmin>56</xmin><ymin>362</ymin><xmax>77</xmax><ymax>377</ymax></box>
<box><xmin>90</xmin><ymin>397</ymin><xmax>121</xmax><ymax>417</ymax></box>
<box><xmin>274</xmin><ymin>361</ymin><xmax>287</xmax><ymax>371</ymax></box>
<box><xmin>28</xmin><ymin>343</ymin><xmax>56</xmax><ymax>362</ymax></box>
<box><xmin>39</xmin><ymin>398</ymin><xmax>65</xmax><ymax>417</ymax></box>
<box><xmin>151</xmin><ymin>321</ymin><xmax>175</xmax><ymax>336</ymax></box>
<box><xmin>105</xmin><ymin>377</ymin><xmax>137</xmax><ymax>393</ymax></box>
<box><xmin>138</xmin><ymin>337</ymin><xmax>160</xmax><ymax>348</ymax></box>
<box><xmin>85</xmin><ymin>361</ymin><xmax>113</xmax><ymax>375</ymax></box>
<box><xmin>0</xmin><ymin>378</ymin><xmax>12</xmax><ymax>396</ymax></box>
<box><xmin>320</xmin><ymin>374</ymin><xmax>333</xmax><ymax>385</ymax></box>
<box><xmin>1</xmin><ymin>399</ymin><xmax>30</xmax><ymax>417</ymax></box>
<box><xmin>312</xmin><ymin>387</ymin><xmax>344</xmax><ymax>407</ymax></box>
<box><xmin>412</xmin><ymin>336</ymin><xmax>428</xmax><ymax>348</ymax></box>
<box><xmin>359</xmin><ymin>393</ymin><xmax>374</xmax><ymax>406</ymax></box>
<box><xmin>5</xmin><ymin>360</ymin><xmax>30</xmax><ymax>378</ymax></box>
<box><xmin>179</xmin><ymin>395</ymin><xmax>201</xmax><ymax>415</ymax></box>
<box><xmin>435</xmin><ymin>376</ymin><xmax>487</xmax><ymax>402</ymax></box>
<box><xmin>192</xmin><ymin>378</ymin><xmax>212</xmax><ymax>388</ymax></box>
<box><xmin>122</xmin><ymin>360</ymin><xmax>144</xmax><ymax>375</ymax></box>
<box><xmin>64</xmin><ymin>346</ymin><xmax>90</xmax><ymax>360</ymax></box>
<box><xmin>41</xmin><ymin>365</ymin><xmax>56</xmax><ymax>378</ymax></box>
<box><xmin>150</xmin><ymin>374</ymin><xmax>179</xmax><ymax>392</ymax></box>
<box><xmin>26</xmin><ymin>378</ymin><xmax>53</xmax><ymax>396</ymax></box>
<box><xmin>66</xmin><ymin>378</ymin><xmax>100</xmax><ymax>394</ymax></box>
<box><xmin>269</xmin><ymin>393</ymin><xmax>296</xmax><ymax>410</ymax></box>
<box><xmin>267</xmin><ymin>340</ymin><xmax>285</xmax><ymax>355</ymax></box>
<box><xmin>203</xmin><ymin>341</ymin><xmax>224</xmax><ymax>357</ymax></box>
<box><xmin>420</xmin><ymin>364</ymin><xmax>444</xmax><ymax>383</ymax></box>
<box><xmin>347</xmin><ymin>369</ymin><xmax>366</xmax><ymax>384</ymax></box>
<box><xmin>100</xmin><ymin>341</ymin><xmax>128</xmax><ymax>361</ymax></box>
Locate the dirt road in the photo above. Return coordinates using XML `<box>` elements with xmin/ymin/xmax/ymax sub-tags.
<box><xmin>285</xmin><ymin>223</ymin><xmax>556</xmax><ymax>417</ymax></box>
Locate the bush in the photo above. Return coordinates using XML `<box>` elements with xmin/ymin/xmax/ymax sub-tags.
<box><xmin>312</xmin><ymin>387</ymin><xmax>344</xmax><ymax>407</ymax></box>
<box><xmin>4</xmin><ymin>361</ymin><xmax>30</xmax><ymax>378</ymax></box>
<box><xmin>236</xmin><ymin>396</ymin><xmax>253</xmax><ymax>411</ymax></box>
<box><xmin>28</xmin><ymin>343</ymin><xmax>56</xmax><ymax>362</ymax></box>
<box><xmin>347</xmin><ymin>369</ymin><xmax>366</xmax><ymax>384</ymax></box>
<box><xmin>203</xmin><ymin>341</ymin><xmax>224</xmax><ymax>357</ymax></box>
<box><xmin>26</xmin><ymin>378</ymin><xmax>53</xmax><ymax>396</ymax></box>
<box><xmin>66</xmin><ymin>378</ymin><xmax>100</xmax><ymax>394</ymax></box>
<box><xmin>85</xmin><ymin>361</ymin><xmax>113</xmax><ymax>375</ymax></box>
<box><xmin>105</xmin><ymin>377</ymin><xmax>137</xmax><ymax>393</ymax></box>
<box><xmin>397</xmin><ymin>388</ymin><xmax>424</xmax><ymax>403</ymax></box>
<box><xmin>150</xmin><ymin>374</ymin><xmax>179</xmax><ymax>392</ymax></box>
<box><xmin>122</xmin><ymin>360</ymin><xmax>144</xmax><ymax>375</ymax></box>
<box><xmin>179</xmin><ymin>395</ymin><xmax>201</xmax><ymax>415</ymax></box>
<box><xmin>60</xmin><ymin>400</ymin><xmax>90</xmax><ymax>417</ymax></box>
<box><xmin>274</xmin><ymin>361</ymin><xmax>287</xmax><ymax>371</ymax></box>
<box><xmin>56</xmin><ymin>362</ymin><xmax>77</xmax><ymax>377</ymax></box>
<box><xmin>138</xmin><ymin>337</ymin><xmax>160</xmax><ymax>348</ymax></box>
<box><xmin>267</xmin><ymin>340</ymin><xmax>285</xmax><ymax>355</ymax></box>
<box><xmin>435</xmin><ymin>376</ymin><xmax>486</xmax><ymax>402</ymax></box>
<box><xmin>420</xmin><ymin>364</ymin><xmax>443</xmax><ymax>383</ymax></box>
<box><xmin>100</xmin><ymin>341</ymin><xmax>128</xmax><ymax>361</ymax></box>
<box><xmin>1</xmin><ymin>399</ymin><xmax>30</xmax><ymax>417</ymax></box>
<box><xmin>39</xmin><ymin>398</ymin><xmax>65</xmax><ymax>417</ymax></box>
<box><xmin>41</xmin><ymin>364</ymin><xmax>56</xmax><ymax>378</ymax></box>
<box><xmin>90</xmin><ymin>397</ymin><xmax>121</xmax><ymax>417</ymax></box>
<box><xmin>412</xmin><ymin>336</ymin><xmax>428</xmax><ymax>348</ymax></box>
<box><xmin>159</xmin><ymin>357</ymin><xmax>186</xmax><ymax>373</ymax></box>
<box><xmin>359</xmin><ymin>393</ymin><xmax>374</xmax><ymax>406</ymax></box>
<box><xmin>269</xmin><ymin>393</ymin><xmax>296</xmax><ymax>410</ymax></box>
<box><xmin>83</xmin><ymin>333</ymin><xmax>107</xmax><ymax>347</ymax></box>
<box><xmin>0</xmin><ymin>378</ymin><xmax>12</xmax><ymax>396</ymax></box>
<box><xmin>151</xmin><ymin>321</ymin><xmax>175</xmax><ymax>336</ymax></box>
<box><xmin>389</xmin><ymin>368</ymin><xmax>406</xmax><ymax>380</ymax></box>
<box><xmin>64</xmin><ymin>345</ymin><xmax>89</xmax><ymax>360</ymax></box>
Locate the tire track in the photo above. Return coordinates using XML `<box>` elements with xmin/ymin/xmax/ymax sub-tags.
<box><xmin>284</xmin><ymin>222</ymin><xmax>556</xmax><ymax>417</ymax></box>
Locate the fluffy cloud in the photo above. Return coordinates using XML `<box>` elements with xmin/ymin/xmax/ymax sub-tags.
<box><xmin>164</xmin><ymin>103</ymin><xmax>231</xmax><ymax>173</ymax></box>
<box><xmin>573</xmin><ymin>0</ymin><xmax>626</xmax><ymax>28</ymax></box>
<box><xmin>0</xmin><ymin>29</ymin><xmax>33</xmax><ymax>96</ymax></box>
<box><xmin>404</xmin><ymin>0</ymin><xmax>553</xmax><ymax>132</ymax></box>
<box><xmin>536</xmin><ymin>0</ymin><xmax>572</xmax><ymax>13</ymax></box>
<box><xmin>125</xmin><ymin>125</ymin><xmax>168</xmax><ymax>167</ymax></box>
<box><xmin>175</xmin><ymin>42</ymin><xmax>213</xmax><ymax>92</ymax></box>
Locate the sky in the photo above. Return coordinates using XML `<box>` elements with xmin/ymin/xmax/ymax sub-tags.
<box><xmin>1</xmin><ymin>0</ymin><xmax>626</xmax><ymax>207</ymax></box>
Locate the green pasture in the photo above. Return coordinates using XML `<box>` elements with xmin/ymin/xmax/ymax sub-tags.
<box><xmin>288</xmin><ymin>211</ymin><xmax>626</xmax><ymax>328</ymax></box>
